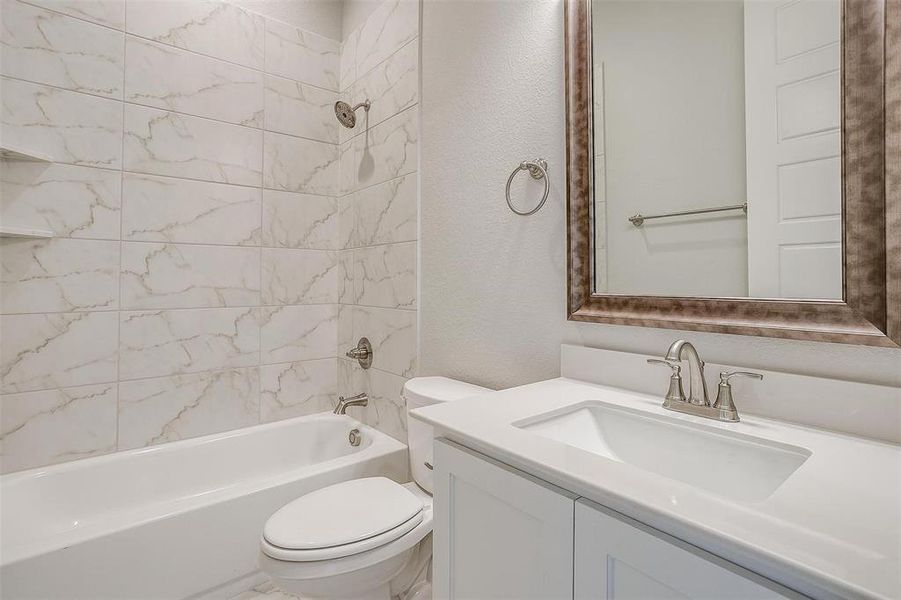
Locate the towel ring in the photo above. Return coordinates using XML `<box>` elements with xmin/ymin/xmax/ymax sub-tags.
<box><xmin>506</xmin><ymin>159</ymin><xmax>549</xmax><ymax>216</ymax></box>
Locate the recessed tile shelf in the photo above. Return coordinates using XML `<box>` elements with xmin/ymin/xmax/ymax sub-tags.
<box><xmin>0</xmin><ymin>146</ymin><xmax>55</xmax><ymax>238</ymax></box>
<box><xmin>0</xmin><ymin>145</ymin><xmax>53</xmax><ymax>163</ymax></box>
<box><xmin>0</xmin><ymin>226</ymin><xmax>55</xmax><ymax>239</ymax></box>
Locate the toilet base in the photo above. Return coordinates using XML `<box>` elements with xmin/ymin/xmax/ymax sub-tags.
<box><xmin>263</xmin><ymin>535</ymin><xmax>432</xmax><ymax>600</ymax></box>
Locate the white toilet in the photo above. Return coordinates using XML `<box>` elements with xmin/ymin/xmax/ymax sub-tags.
<box><xmin>259</xmin><ymin>377</ymin><xmax>489</xmax><ymax>600</ymax></box>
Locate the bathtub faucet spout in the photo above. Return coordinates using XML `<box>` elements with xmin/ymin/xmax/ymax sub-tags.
<box><xmin>334</xmin><ymin>393</ymin><xmax>368</xmax><ymax>415</ymax></box>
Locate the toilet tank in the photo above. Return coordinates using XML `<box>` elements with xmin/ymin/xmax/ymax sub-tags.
<box><xmin>404</xmin><ymin>377</ymin><xmax>490</xmax><ymax>493</ymax></box>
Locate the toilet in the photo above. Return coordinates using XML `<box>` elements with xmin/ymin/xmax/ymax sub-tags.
<box><xmin>259</xmin><ymin>377</ymin><xmax>490</xmax><ymax>600</ymax></box>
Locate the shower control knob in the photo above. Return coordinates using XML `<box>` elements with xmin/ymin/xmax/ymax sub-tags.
<box><xmin>345</xmin><ymin>337</ymin><xmax>373</xmax><ymax>369</ymax></box>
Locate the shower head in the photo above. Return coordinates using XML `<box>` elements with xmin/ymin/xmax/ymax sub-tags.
<box><xmin>335</xmin><ymin>99</ymin><xmax>371</xmax><ymax>128</ymax></box>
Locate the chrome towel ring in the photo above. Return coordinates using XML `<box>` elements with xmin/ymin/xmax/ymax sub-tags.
<box><xmin>506</xmin><ymin>159</ymin><xmax>549</xmax><ymax>216</ymax></box>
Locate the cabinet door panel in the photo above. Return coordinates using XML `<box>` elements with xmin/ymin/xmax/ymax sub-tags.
<box><xmin>575</xmin><ymin>499</ymin><xmax>804</xmax><ymax>600</ymax></box>
<box><xmin>434</xmin><ymin>439</ymin><xmax>576</xmax><ymax>600</ymax></box>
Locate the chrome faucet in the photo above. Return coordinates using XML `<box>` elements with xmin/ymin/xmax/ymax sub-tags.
<box><xmin>333</xmin><ymin>393</ymin><xmax>368</xmax><ymax>415</ymax></box>
<box><xmin>648</xmin><ymin>340</ymin><xmax>763</xmax><ymax>422</ymax></box>
<box><xmin>664</xmin><ymin>340</ymin><xmax>709</xmax><ymax>406</ymax></box>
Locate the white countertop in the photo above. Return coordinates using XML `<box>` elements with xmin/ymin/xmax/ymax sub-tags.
<box><xmin>411</xmin><ymin>377</ymin><xmax>901</xmax><ymax>600</ymax></box>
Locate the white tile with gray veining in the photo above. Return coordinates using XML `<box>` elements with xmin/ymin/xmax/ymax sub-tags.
<box><xmin>336</xmin><ymin>358</ymin><xmax>407</xmax><ymax>442</ymax></box>
<box><xmin>1</xmin><ymin>77</ymin><xmax>122</xmax><ymax>167</ymax></box>
<box><xmin>124</xmin><ymin>104</ymin><xmax>262</xmax><ymax>186</ymax></box>
<box><xmin>351</xmin><ymin>305</ymin><xmax>416</xmax><ymax>377</ymax></box>
<box><xmin>0</xmin><ymin>383</ymin><xmax>117</xmax><ymax>473</ymax></box>
<box><xmin>264</xmin><ymin>17</ymin><xmax>338</xmax><ymax>91</ymax></box>
<box><xmin>365</xmin><ymin>366</ymin><xmax>408</xmax><ymax>442</ymax></box>
<box><xmin>26</xmin><ymin>0</ymin><xmax>125</xmax><ymax>29</ymax></box>
<box><xmin>264</xmin><ymin>74</ymin><xmax>337</xmax><ymax>143</ymax></box>
<box><xmin>337</xmin><ymin>138</ymin><xmax>356</xmax><ymax>196</ymax></box>
<box><xmin>353</xmin><ymin>242</ymin><xmax>416</xmax><ymax>309</ymax></box>
<box><xmin>263</xmin><ymin>131</ymin><xmax>337</xmax><ymax>195</ymax></box>
<box><xmin>260</xmin><ymin>358</ymin><xmax>336</xmax><ymax>422</ymax></box>
<box><xmin>337</xmin><ymin>195</ymin><xmax>355</xmax><ymax>249</ymax></box>
<box><xmin>0</xmin><ymin>311</ymin><xmax>118</xmax><ymax>393</ymax></box>
<box><xmin>1</xmin><ymin>0</ymin><xmax>124</xmax><ymax>98</ymax></box>
<box><xmin>125</xmin><ymin>0</ymin><xmax>264</xmax><ymax>69</ymax></box>
<box><xmin>261</xmin><ymin>189</ymin><xmax>336</xmax><ymax>250</ymax></box>
<box><xmin>338</xmin><ymin>249</ymin><xmax>354</xmax><ymax>304</ymax></box>
<box><xmin>352</xmin><ymin>106</ymin><xmax>417</xmax><ymax>191</ymax></box>
<box><xmin>119</xmin><ymin>307</ymin><xmax>259</xmax><ymax>380</ymax></box>
<box><xmin>351</xmin><ymin>40</ymin><xmax>417</xmax><ymax>133</ymax></box>
<box><xmin>118</xmin><ymin>367</ymin><xmax>260</xmax><ymax>450</ymax></box>
<box><xmin>259</xmin><ymin>304</ymin><xmax>337</xmax><ymax>364</ymax></box>
<box><xmin>354</xmin><ymin>172</ymin><xmax>417</xmax><ymax>246</ymax></box>
<box><xmin>121</xmin><ymin>243</ymin><xmax>261</xmax><ymax>309</ymax></box>
<box><xmin>337</xmin><ymin>303</ymin><xmax>353</xmax><ymax>358</ymax></box>
<box><xmin>1</xmin><ymin>163</ymin><xmax>121</xmax><ymax>239</ymax></box>
<box><xmin>262</xmin><ymin>248</ymin><xmax>339</xmax><ymax>305</ymax></box>
<box><xmin>125</xmin><ymin>36</ymin><xmax>263</xmax><ymax>127</ymax></box>
<box><xmin>123</xmin><ymin>173</ymin><xmax>261</xmax><ymax>245</ymax></box>
<box><xmin>1</xmin><ymin>238</ymin><xmax>119</xmax><ymax>314</ymax></box>
<box><xmin>355</xmin><ymin>0</ymin><xmax>418</xmax><ymax>78</ymax></box>
<box><xmin>339</xmin><ymin>31</ymin><xmax>357</xmax><ymax>92</ymax></box>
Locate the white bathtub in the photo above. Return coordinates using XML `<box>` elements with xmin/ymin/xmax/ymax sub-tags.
<box><xmin>0</xmin><ymin>413</ymin><xmax>409</xmax><ymax>600</ymax></box>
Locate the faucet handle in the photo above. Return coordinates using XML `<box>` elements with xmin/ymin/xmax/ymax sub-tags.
<box><xmin>719</xmin><ymin>370</ymin><xmax>763</xmax><ymax>384</ymax></box>
<box><xmin>713</xmin><ymin>370</ymin><xmax>763</xmax><ymax>422</ymax></box>
<box><xmin>647</xmin><ymin>358</ymin><xmax>680</xmax><ymax>373</ymax></box>
<box><xmin>647</xmin><ymin>359</ymin><xmax>685</xmax><ymax>406</ymax></box>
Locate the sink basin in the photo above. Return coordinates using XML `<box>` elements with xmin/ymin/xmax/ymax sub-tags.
<box><xmin>515</xmin><ymin>401</ymin><xmax>811</xmax><ymax>502</ymax></box>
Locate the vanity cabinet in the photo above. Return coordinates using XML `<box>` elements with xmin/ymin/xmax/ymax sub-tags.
<box><xmin>434</xmin><ymin>439</ymin><xmax>804</xmax><ymax>600</ymax></box>
<box><xmin>433</xmin><ymin>439</ymin><xmax>576</xmax><ymax>600</ymax></box>
<box><xmin>574</xmin><ymin>499</ymin><xmax>801</xmax><ymax>599</ymax></box>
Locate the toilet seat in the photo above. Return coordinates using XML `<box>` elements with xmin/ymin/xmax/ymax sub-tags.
<box><xmin>262</xmin><ymin>477</ymin><xmax>425</xmax><ymax>562</ymax></box>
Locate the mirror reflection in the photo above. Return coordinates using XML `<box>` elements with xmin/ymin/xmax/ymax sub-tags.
<box><xmin>591</xmin><ymin>0</ymin><xmax>842</xmax><ymax>299</ymax></box>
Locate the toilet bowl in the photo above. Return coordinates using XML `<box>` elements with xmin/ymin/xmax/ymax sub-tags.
<box><xmin>259</xmin><ymin>377</ymin><xmax>489</xmax><ymax>600</ymax></box>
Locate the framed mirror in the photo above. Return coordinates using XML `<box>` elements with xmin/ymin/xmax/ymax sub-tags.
<box><xmin>565</xmin><ymin>0</ymin><xmax>900</xmax><ymax>347</ymax></box>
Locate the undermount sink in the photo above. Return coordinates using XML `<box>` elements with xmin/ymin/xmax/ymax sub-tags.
<box><xmin>515</xmin><ymin>401</ymin><xmax>811</xmax><ymax>503</ymax></box>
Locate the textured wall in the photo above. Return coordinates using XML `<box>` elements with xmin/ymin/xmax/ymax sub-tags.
<box><xmin>0</xmin><ymin>0</ymin><xmax>418</xmax><ymax>473</ymax></box>
<box><xmin>419</xmin><ymin>0</ymin><xmax>901</xmax><ymax>422</ymax></box>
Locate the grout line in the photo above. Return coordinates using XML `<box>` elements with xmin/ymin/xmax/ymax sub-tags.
<box><xmin>1</xmin><ymin>303</ymin><xmax>414</xmax><ymax>317</ymax></box>
<box><xmin>3</xmin><ymin>74</ymin><xmax>339</xmax><ymax>145</ymax></box>
<box><xmin>0</xmin><ymin>354</ymin><xmax>413</xmax><ymax>399</ymax></box>
<box><xmin>340</xmin><ymin>168</ymin><xmax>418</xmax><ymax>199</ymax></box>
<box><xmin>15</xmin><ymin>0</ymin><xmax>342</xmax><ymax>92</ymax></box>
<box><xmin>114</xmin><ymin>8</ymin><xmax>128</xmax><ymax>452</ymax></box>
<box><xmin>258</xmin><ymin>27</ymin><xmax>267</xmax><ymax>426</ymax></box>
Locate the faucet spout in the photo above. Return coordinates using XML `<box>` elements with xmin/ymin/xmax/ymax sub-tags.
<box><xmin>333</xmin><ymin>392</ymin><xmax>368</xmax><ymax>415</ymax></box>
<box><xmin>665</xmin><ymin>340</ymin><xmax>709</xmax><ymax>406</ymax></box>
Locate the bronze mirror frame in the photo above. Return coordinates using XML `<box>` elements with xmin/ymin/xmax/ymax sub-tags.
<box><xmin>565</xmin><ymin>0</ymin><xmax>900</xmax><ymax>347</ymax></box>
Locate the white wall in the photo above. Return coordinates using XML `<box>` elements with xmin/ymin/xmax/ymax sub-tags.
<box><xmin>419</xmin><ymin>0</ymin><xmax>901</xmax><ymax>414</ymax></box>
<box><xmin>595</xmin><ymin>0</ymin><xmax>749</xmax><ymax>296</ymax></box>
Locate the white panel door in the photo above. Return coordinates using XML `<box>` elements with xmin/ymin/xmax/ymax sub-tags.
<box><xmin>574</xmin><ymin>499</ymin><xmax>804</xmax><ymax>600</ymax></box>
<box><xmin>433</xmin><ymin>439</ymin><xmax>576</xmax><ymax>600</ymax></box>
<box><xmin>745</xmin><ymin>0</ymin><xmax>842</xmax><ymax>299</ymax></box>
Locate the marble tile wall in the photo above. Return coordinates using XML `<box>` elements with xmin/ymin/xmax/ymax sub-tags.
<box><xmin>0</xmin><ymin>0</ymin><xmax>360</xmax><ymax>473</ymax></box>
<box><xmin>336</xmin><ymin>0</ymin><xmax>420</xmax><ymax>443</ymax></box>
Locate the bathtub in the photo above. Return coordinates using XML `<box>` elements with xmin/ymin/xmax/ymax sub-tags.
<box><xmin>0</xmin><ymin>413</ymin><xmax>409</xmax><ymax>600</ymax></box>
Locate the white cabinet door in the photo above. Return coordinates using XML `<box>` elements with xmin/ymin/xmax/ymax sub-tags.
<box><xmin>433</xmin><ymin>439</ymin><xmax>576</xmax><ymax>600</ymax></box>
<box><xmin>575</xmin><ymin>499</ymin><xmax>804</xmax><ymax>600</ymax></box>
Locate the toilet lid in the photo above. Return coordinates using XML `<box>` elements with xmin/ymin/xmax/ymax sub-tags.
<box><xmin>263</xmin><ymin>477</ymin><xmax>424</xmax><ymax>551</ymax></box>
